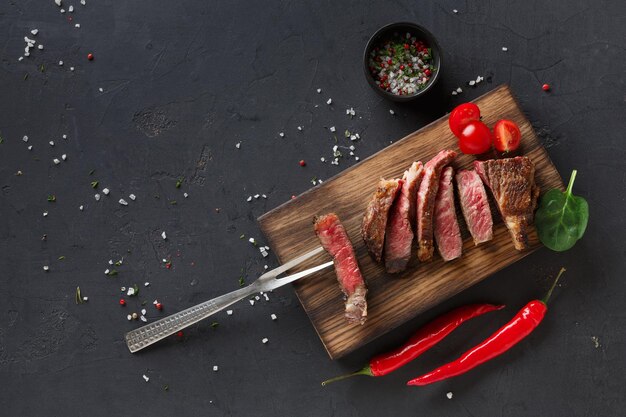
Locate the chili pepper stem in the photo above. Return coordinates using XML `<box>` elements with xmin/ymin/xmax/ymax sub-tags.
<box><xmin>566</xmin><ymin>170</ymin><xmax>577</xmax><ymax>194</ymax></box>
<box><xmin>321</xmin><ymin>366</ymin><xmax>373</xmax><ymax>386</ymax></box>
<box><xmin>542</xmin><ymin>267</ymin><xmax>566</xmax><ymax>305</ymax></box>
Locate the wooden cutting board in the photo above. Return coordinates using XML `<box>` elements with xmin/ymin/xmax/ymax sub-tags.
<box><xmin>258</xmin><ymin>85</ymin><xmax>564</xmax><ymax>359</ymax></box>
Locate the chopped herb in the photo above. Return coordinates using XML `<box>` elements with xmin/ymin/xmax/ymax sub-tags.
<box><xmin>154</xmin><ymin>195</ymin><xmax>160</xmax><ymax>199</ymax></box>
<box><xmin>163</xmin><ymin>385</ymin><xmax>169</xmax><ymax>391</ymax></box>
<box><xmin>238</xmin><ymin>276</ymin><xmax>245</xmax><ymax>287</ymax></box>
<box><xmin>47</xmin><ymin>195</ymin><xmax>56</xmax><ymax>202</ymax></box>
<box><xmin>141</xmin><ymin>300</ymin><xmax>147</xmax><ymax>306</ymax></box>
<box><xmin>0</xmin><ymin>135</ymin><xmax>3</xmax><ymax>144</ymax></box>
<box><xmin>75</xmin><ymin>286</ymin><xmax>83</xmax><ymax>304</ymax></box>
<box><xmin>239</xmin><ymin>234</ymin><xmax>245</xmax><ymax>239</ymax></box>
<box><xmin>114</xmin><ymin>260</ymin><xmax>122</xmax><ymax>266</ymax></box>
<box><xmin>344</xmin><ymin>130</ymin><xmax>351</xmax><ymax>138</ymax></box>
<box><xmin>90</xmin><ymin>181</ymin><xmax>99</xmax><ymax>189</ymax></box>
<box><xmin>89</xmin><ymin>169</ymin><xmax>95</xmax><ymax>175</ymax></box>
<box><xmin>130</xmin><ymin>283</ymin><xmax>139</xmax><ymax>296</ymax></box>
<box><xmin>170</xmin><ymin>200</ymin><xmax>177</xmax><ymax>205</ymax></box>
<box><xmin>58</xmin><ymin>256</ymin><xmax>65</xmax><ymax>260</ymax></box>
<box><xmin>106</xmin><ymin>269</ymin><xmax>118</xmax><ymax>276</ymax></box>
<box><xmin>210</xmin><ymin>321</ymin><xmax>219</xmax><ymax>329</ymax></box>
<box><xmin>175</xmin><ymin>177</ymin><xmax>184</xmax><ymax>188</ymax></box>
<box><xmin>39</xmin><ymin>64</ymin><xmax>45</xmax><ymax>72</ymax></box>
<box><xmin>23</xmin><ymin>73</ymin><xmax>29</xmax><ymax>81</ymax></box>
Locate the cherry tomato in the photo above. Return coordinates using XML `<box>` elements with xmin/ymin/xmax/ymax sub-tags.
<box><xmin>493</xmin><ymin>119</ymin><xmax>521</xmax><ymax>152</ymax></box>
<box><xmin>458</xmin><ymin>120</ymin><xmax>492</xmax><ymax>154</ymax></box>
<box><xmin>449</xmin><ymin>103</ymin><xmax>481</xmax><ymax>137</ymax></box>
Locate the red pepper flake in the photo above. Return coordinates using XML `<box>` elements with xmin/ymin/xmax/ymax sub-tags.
<box><xmin>156</xmin><ymin>302</ymin><xmax>163</xmax><ymax>310</ymax></box>
<box><xmin>119</xmin><ymin>299</ymin><xmax>126</xmax><ymax>306</ymax></box>
<box><xmin>299</xmin><ymin>160</ymin><xmax>306</xmax><ymax>167</ymax></box>
<box><xmin>176</xmin><ymin>331</ymin><xmax>184</xmax><ymax>338</ymax></box>
<box><xmin>165</xmin><ymin>262</ymin><xmax>172</xmax><ymax>269</ymax></box>
<box><xmin>542</xmin><ymin>83</ymin><xmax>550</xmax><ymax>91</ymax></box>
<box><xmin>87</xmin><ymin>53</ymin><xmax>94</xmax><ymax>61</ymax></box>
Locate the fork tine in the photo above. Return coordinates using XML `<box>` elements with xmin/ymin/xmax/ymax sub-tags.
<box><xmin>260</xmin><ymin>246</ymin><xmax>325</xmax><ymax>279</ymax></box>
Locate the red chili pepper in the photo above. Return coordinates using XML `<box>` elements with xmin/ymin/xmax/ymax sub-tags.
<box><xmin>155</xmin><ymin>302</ymin><xmax>163</xmax><ymax>310</ymax></box>
<box><xmin>321</xmin><ymin>303</ymin><xmax>504</xmax><ymax>386</ymax></box>
<box><xmin>424</xmin><ymin>69</ymin><xmax>432</xmax><ymax>76</ymax></box>
<box><xmin>87</xmin><ymin>53</ymin><xmax>94</xmax><ymax>61</ymax></box>
<box><xmin>542</xmin><ymin>83</ymin><xmax>551</xmax><ymax>91</ymax></box>
<box><xmin>407</xmin><ymin>267</ymin><xmax>566</xmax><ymax>386</ymax></box>
<box><xmin>119</xmin><ymin>299</ymin><xmax>126</xmax><ymax>306</ymax></box>
<box><xmin>299</xmin><ymin>160</ymin><xmax>306</xmax><ymax>167</ymax></box>
<box><xmin>176</xmin><ymin>330</ymin><xmax>184</xmax><ymax>338</ymax></box>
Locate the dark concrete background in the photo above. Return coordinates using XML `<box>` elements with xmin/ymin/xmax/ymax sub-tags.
<box><xmin>1</xmin><ymin>0</ymin><xmax>624</xmax><ymax>415</ymax></box>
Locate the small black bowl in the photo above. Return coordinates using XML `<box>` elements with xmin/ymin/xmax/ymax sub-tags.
<box><xmin>363</xmin><ymin>22</ymin><xmax>442</xmax><ymax>102</ymax></box>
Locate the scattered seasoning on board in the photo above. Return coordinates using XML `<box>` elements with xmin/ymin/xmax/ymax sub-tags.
<box><xmin>368</xmin><ymin>32</ymin><xmax>435</xmax><ymax>96</ymax></box>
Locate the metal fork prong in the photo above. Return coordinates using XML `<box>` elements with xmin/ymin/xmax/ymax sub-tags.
<box><xmin>259</xmin><ymin>246</ymin><xmax>325</xmax><ymax>280</ymax></box>
<box><xmin>262</xmin><ymin>260</ymin><xmax>334</xmax><ymax>291</ymax></box>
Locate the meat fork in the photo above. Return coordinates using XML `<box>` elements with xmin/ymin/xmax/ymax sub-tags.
<box><xmin>125</xmin><ymin>246</ymin><xmax>332</xmax><ymax>353</ymax></box>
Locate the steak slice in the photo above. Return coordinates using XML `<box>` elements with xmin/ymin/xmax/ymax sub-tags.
<box><xmin>314</xmin><ymin>213</ymin><xmax>367</xmax><ymax>325</ymax></box>
<box><xmin>416</xmin><ymin>149</ymin><xmax>458</xmax><ymax>262</ymax></box>
<box><xmin>456</xmin><ymin>169</ymin><xmax>493</xmax><ymax>245</ymax></box>
<box><xmin>474</xmin><ymin>157</ymin><xmax>540</xmax><ymax>250</ymax></box>
<box><xmin>384</xmin><ymin>162</ymin><xmax>425</xmax><ymax>273</ymax></box>
<box><xmin>433</xmin><ymin>167</ymin><xmax>463</xmax><ymax>261</ymax></box>
<box><xmin>361</xmin><ymin>178</ymin><xmax>403</xmax><ymax>263</ymax></box>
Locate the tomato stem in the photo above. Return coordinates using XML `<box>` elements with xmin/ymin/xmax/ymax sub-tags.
<box><xmin>542</xmin><ymin>267</ymin><xmax>566</xmax><ymax>305</ymax></box>
<box><xmin>321</xmin><ymin>366</ymin><xmax>373</xmax><ymax>386</ymax></box>
<box><xmin>566</xmin><ymin>170</ymin><xmax>577</xmax><ymax>195</ymax></box>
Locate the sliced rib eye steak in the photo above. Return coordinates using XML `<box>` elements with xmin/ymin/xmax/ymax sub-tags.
<box><xmin>456</xmin><ymin>169</ymin><xmax>493</xmax><ymax>245</ymax></box>
<box><xmin>314</xmin><ymin>213</ymin><xmax>367</xmax><ymax>325</ymax></box>
<box><xmin>361</xmin><ymin>178</ymin><xmax>402</xmax><ymax>263</ymax></box>
<box><xmin>416</xmin><ymin>149</ymin><xmax>458</xmax><ymax>262</ymax></box>
<box><xmin>384</xmin><ymin>162</ymin><xmax>425</xmax><ymax>273</ymax></box>
<box><xmin>433</xmin><ymin>166</ymin><xmax>463</xmax><ymax>261</ymax></box>
<box><xmin>474</xmin><ymin>157</ymin><xmax>540</xmax><ymax>250</ymax></box>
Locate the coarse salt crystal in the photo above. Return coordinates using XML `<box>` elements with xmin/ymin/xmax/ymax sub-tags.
<box><xmin>271</xmin><ymin>314</ymin><xmax>277</xmax><ymax>320</ymax></box>
<box><xmin>144</xmin><ymin>282</ymin><xmax>150</xmax><ymax>287</ymax></box>
<box><xmin>262</xmin><ymin>194</ymin><xmax>267</xmax><ymax>199</ymax></box>
<box><xmin>316</xmin><ymin>88</ymin><xmax>321</xmax><ymax>93</ymax></box>
<box><xmin>453</xmin><ymin>9</ymin><xmax>458</xmax><ymax>13</ymax></box>
<box><xmin>43</xmin><ymin>265</ymin><xmax>49</xmax><ymax>271</ymax></box>
<box><xmin>141</xmin><ymin>309</ymin><xmax>147</xmax><ymax>315</ymax></box>
<box><xmin>329</xmin><ymin>126</ymin><xmax>336</xmax><ymax>132</ymax></box>
<box><xmin>446</xmin><ymin>392</ymin><xmax>453</xmax><ymax>399</ymax></box>
<box><xmin>502</xmin><ymin>47</ymin><xmax>508</xmax><ymax>52</ymax></box>
<box><xmin>255</xmin><ymin>295</ymin><xmax>260</xmax><ymax>301</ymax></box>
<box><xmin>127</xmin><ymin>314</ymin><xmax>132</xmax><ymax>321</ymax></box>
<box><xmin>235</xmin><ymin>142</ymin><xmax>241</xmax><ymax>149</ymax></box>
<box><xmin>81</xmin><ymin>0</ymin><xmax>85</xmax><ymax>4</ymax></box>
<box><xmin>94</xmin><ymin>193</ymin><xmax>100</xmax><ymax>201</ymax></box>
<box><xmin>82</xmin><ymin>296</ymin><xmax>88</xmax><ymax>301</ymax></box>
<box><xmin>127</xmin><ymin>287</ymin><xmax>135</xmax><ymax>296</ymax></box>
<box><xmin>102</xmin><ymin>188</ymin><xmax>109</xmax><ymax>195</ymax></box>
<box><xmin>140</xmin><ymin>316</ymin><xmax>147</xmax><ymax>322</ymax></box>
<box><xmin>38</xmin><ymin>44</ymin><xmax>44</xmax><ymax>50</ymax></box>
<box><xmin>28</xmin><ymin>145</ymin><xmax>33</xmax><ymax>151</ymax></box>
<box><xmin>118</xmin><ymin>198</ymin><xmax>128</xmax><ymax>206</ymax></box>
<box><xmin>320</xmin><ymin>157</ymin><xmax>326</xmax><ymax>162</ymax></box>
<box><xmin>279</xmin><ymin>132</ymin><xmax>284</xmax><ymax>137</ymax></box>
<box><xmin>249</xmin><ymin>299</ymin><xmax>255</xmax><ymax>306</ymax></box>
<box><xmin>22</xmin><ymin>135</ymin><xmax>29</xmax><ymax>142</ymax></box>
<box><xmin>226</xmin><ymin>310</ymin><xmax>233</xmax><ymax>315</ymax></box>
<box><xmin>246</xmin><ymin>196</ymin><xmax>252</xmax><ymax>202</ymax></box>
<box><xmin>213</xmin><ymin>366</ymin><xmax>218</xmax><ymax>372</ymax></box>
<box><xmin>129</xmin><ymin>194</ymin><xmax>136</xmax><ymax>200</ymax></box>
<box><xmin>469</xmin><ymin>80</ymin><xmax>476</xmax><ymax>86</ymax></box>
<box><xmin>456</xmin><ymin>87</ymin><xmax>463</xmax><ymax>93</ymax></box>
<box><xmin>75</xmin><ymin>23</ymin><xmax>80</xmax><ymax>28</ymax></box>
<box><xmin>143</xmin><ymin>374</ymin><xmax>149</xmax><ymax>382</ymax></box>
<box><xmin>68</xmin><ymin>5</ymin><xmax>74</xmax><ymax>12</ymax></box>
<box><xmin>254</xmin><ymin>194</ymin><xmax>260</xmax><ymax>199</ymax></box>
<box><xmin>61</xmin><ymin>154</ymin><xmax>67</xmax><ymax>160</ymax></box>
<box><xmin>248</xmin><ymin>237</ymin><xmax>255</xmax><ymax>244</ymax></box>
<box><xmin>261</xmin><ymin>338</ymin><xmax>269</xmax><ymax>344</ymax></box>
<box><xmin>70</xmin><ymin>67</ymin><xmax>74</xmax><ymax>71</ymax></box>
<box><xmin>326</xmin><ymin>98</ymin><xmax>332</xmax><ymax>105</ymax></box>
<box><xmin>297</xmin><ymin>126</ymin><xmax>303</xmax><ymax>131</ymax></box>
<box><xmin>79</xmin><ymin>205</ymin><xmax>84</xmax><ymax>211</ymax></box>
<box><xmin>60</xmin><ymin>8</ymin><xmax>65</xmax><ymax>13</ymax></box>
<box><xmin>31</xmin><ymin>29</ymin><xmax>39</xmax><ymax>35</ymax></box>
<box><xmin>355</xmin><ymin>157</ymin><xmax>360</xmax><ymax>161</ymax></box>
<box><xmin>389</xmin><ymin>109</ymin><xmax>395</xmax><ymax>115</ymax></box>
<box><xmin>18</xmin><ymin>56</ymin><xmax>24</xmax><ymax>61</ymax></box>
<box><xmin>54</xmin><ymin>0</ymin><xmax>62</xmax><ymax>6</ymax></box>
<box><xmin>104</xmin><ymin>269</ymin><xmax>110</xmax><ymax>275</ymax></box>
<box><xmin>98</xmin><ymin>87</ymin><xmax>103</xmax><ymax>92</ymax></box>
<box><xmin>183</xmin><ymin>192</ymin><xmax>188</xmax><ymax>198</ymax></box>
<box><xmin>452</xmin><ymin>91</ymin><xmax>458</xmax><ymax>96</ymax></box>
<box><xmin>108</xmin><ymin>259</ymin><xmax>113</xmax><ymax>265</ymax></box>
<box><xmin>62</xmin><ymin>134</ymin><xmax>67</xmax><ymax>139</ymax></box>
<box><xmin>49</xmin><ymin>141</ymin><xmax>55</xmax><ymax>146</ymax></box>
<box><xmin>53</xmin><ymin>158</ymin><xmax>60</xmax><ymax>165</ymax></box>
<box><xmin>161</xmin><ymin>231</ymin><xmax>167</xmax><ymax>240</ymax></box>
<box><xmin>58</xmin><ymin>61</ymin><xmax>63</xmax><ymax>66</ymax></box>
<box><xmin>263</xmin><ymin>293</ymin><xmax>269</xmax><ymax>301</ymax></box>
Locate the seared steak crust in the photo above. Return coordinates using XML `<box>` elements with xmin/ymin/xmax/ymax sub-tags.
<box><xmin>474</xmin><ymin>157</ymin><xmax>540</xmax><ymax>250</ymax></box>
<box><xmin>361</xmin><ymin>178</ymin><xmax>402</xmax><ymax>263</ymax></box>
<box><xmin>314</xmin><ymin>213</ymin><xmax>367</xmax><ymax>325</ymax></box>
<box><xmin>416</xmin><ymin>150</ymin><xmax>458</xmax><ymax>262</ymax></box>
<box><xmin>384</xmin><ymin>162</ymin><xmax>425</xmax><ymax>273</ymax></box>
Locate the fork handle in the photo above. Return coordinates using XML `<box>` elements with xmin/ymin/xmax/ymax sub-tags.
<box><xmin>125</xmin><ymin>284</ymin><xmax>259</xmax><ymax>353</ymax></box>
